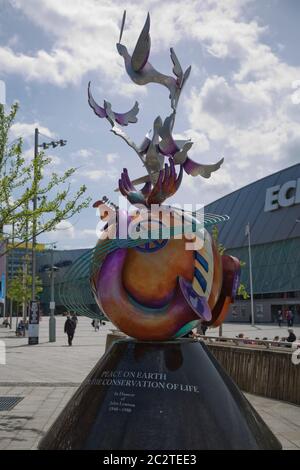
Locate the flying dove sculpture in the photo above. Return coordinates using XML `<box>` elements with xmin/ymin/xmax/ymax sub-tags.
<box><xmin>116</xmin><ymin>11</ymin><xmax>191</xmax><ymax>111</ymax></box>
<box><xmin>88</xmin><ymin>10</ymin><xmax>224</xmax><ymax>205</ymax></box>
<box><xmin>158</xmin><ymin>112</ymin><xmax>224</xmax><ymax>177</ymax></box>
<box><xmin>88</xmin><ymin>81</ymin><xmax>139</xmax><ymax>126</ymax></box>
<box><xmin>116</xmin><ymin>111</ymin><xmax>224</xmax><ymax>188</ymax></box>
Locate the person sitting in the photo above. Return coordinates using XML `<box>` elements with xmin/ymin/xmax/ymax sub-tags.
<box><xmin>280</xmin><ymin>329</ymin><xmax>296</xmax><ymax>347</ymax></box>
<box><xmin>16</xmin><ymin>320</ymin><xmax>25</xmax><ymax>337</ymax></box>
<box><xmin>271</xmin><ymin>336</ymin><xmax>280</xmax><ymax>347</ymax></box>
<box><xmin>286</xmin><ymin>329</ymin><xmax>296</xmax><ymax>343</ymax></box>
<box><xmin>235</xmin><ymin>333</ymin><xmax>245</xmax><ymax>345</ymax></box>
<box><xmin>2</xmin><ymin>318</ymin><xmax>9</xmax><ymax>328</ymax></box>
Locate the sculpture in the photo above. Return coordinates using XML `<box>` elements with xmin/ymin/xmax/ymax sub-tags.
<box><xmin>88</xmin><ymin>11</ymin><xmax>241</xmax><ymax>340</ymax></box>
<box><xmin>38</xmin><ymin>11</ymin><xmax>282</xmax><ymax>451</ymax></box>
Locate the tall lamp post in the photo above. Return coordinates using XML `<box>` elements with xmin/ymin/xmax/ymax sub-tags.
<box><xmin>245</xmin><ymin>222</ymin><xmax>255</xmax><ymax>327</ymax></box>
<box><xmin>31</xmin><ymin>129</ymin><xmax>67</xmax><ymax>302</ymax></box>
<box><xmin>29</xmin><ymin>129</ymin><xmax>66</xmax><ymax>345</ymax></box>
<box><xmin>46</xmin><ymin>245</ymin><xmax>58</xmax><ymax>343</ymax></box>
<box><xmin>9</xmin><ymin>222</ymin><xmax>15</xmax><ymax>329</ymax></box>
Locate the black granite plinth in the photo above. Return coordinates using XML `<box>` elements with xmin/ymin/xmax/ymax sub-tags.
<box><xmin>38</xmin><ymin>339</ymin><xmax>281</xmax><ymax>450</ymax></box>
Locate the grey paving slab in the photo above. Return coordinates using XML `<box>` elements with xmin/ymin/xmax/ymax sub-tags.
<box><xmin>0</xmin><ymin>438</ymin><xmax>13</xmax><ymax>450</ymax></box>
<box><xmin>0</xmin><ymin>316</ymin><xmax>109</xmax><ymax>384</ymax></box>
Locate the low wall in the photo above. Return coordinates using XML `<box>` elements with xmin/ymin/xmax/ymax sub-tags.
<box><xmin>206</xmin><ymin>343</ymin><xmax>300</xmax><ymax>405</ymax></box>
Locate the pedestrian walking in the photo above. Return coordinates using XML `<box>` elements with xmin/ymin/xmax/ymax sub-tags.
<box><xmin>286</xmin><ymin>309</ymin><xmax>293</xmax><ymax>327</ymax></box>
<box><xmin>64</xmin><ymin>314</ymin><xmax>76</xmax><ymax>346</ymax></box>
<box><xmin>277</xmin><ymin>309</ymin><xmax>283</xmax><ymax>327</ymax></box>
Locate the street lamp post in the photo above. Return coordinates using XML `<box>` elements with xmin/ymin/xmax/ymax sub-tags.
<box><xmin>47</xmin><ymin>244</ymin><xmax>59</xmax><ymax>343</ymax></box>
<box><xmin>48</xmin><ymin>246</ymin><xmax>58</xmax><ymax>343</ymax></box>
<box><xmin>31</xmin><ymin>129</ymin><xmax>39</xmax><ymax>303</ymax></box>
<box><xmin>29</xmin><ymin>129</ymin><xmax>66</xmax><ymax>345</ymax></box>
<box><xmin>245</xmin><ymin>222</ymin><xmax>255</xmax><ymax>327</ymax></box>
<box><xmin>9</xmin><ymin>222</ymin><xmax>15</xmax><ymax>329</ymax></box>
<box><xmin>31</xmin><ymin>129</ymin><xmax>67</xmax><ymax>303</ymax></box>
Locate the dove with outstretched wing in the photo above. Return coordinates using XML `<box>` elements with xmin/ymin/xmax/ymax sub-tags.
<box><xmin>88</xmin><ymin>81</ymin><xmax>139</xmax><ymax>126</ymax></box>
<box><xmin>116</xmin><ymin>11</ymin><xmax>191</xmax><ymax>111</ymax></box>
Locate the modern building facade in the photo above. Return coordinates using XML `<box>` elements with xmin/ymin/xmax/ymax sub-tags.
<box><xmin>37</xmin><ymin>249</ymin><xmax>98</xmax><ymax>316</ymax></box>
<box><xmin>205</xmin><ymin>162</ymin><xmax>300</xmax><ymax>324</ymax></box>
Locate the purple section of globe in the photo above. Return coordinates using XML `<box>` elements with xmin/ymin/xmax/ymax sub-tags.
<box><xmin>96</xmin><ymin>248</ymin><xmax>127</xmax><ymax>296</ymax></box>
<box><xmin>179</xmin><ymin>277</ymin><xmax>212</xmax><ymax>322</ymax></box>
<box><xmin>127</xmin><ymin>288</ymin><xmax>174</xmax><ymax>309</ymax></box>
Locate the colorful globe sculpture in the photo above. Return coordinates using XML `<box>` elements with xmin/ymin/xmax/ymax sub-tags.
<box><xmin>91</xmin><ymin>206</ymin><xmax>240</xmax><ymax>340</ymax></box>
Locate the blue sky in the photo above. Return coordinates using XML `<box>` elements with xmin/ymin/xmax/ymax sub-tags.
<box><xmin>1</xmin><ymin>0</ymin><xmax>300</xmax><ymax>249</ymax></box>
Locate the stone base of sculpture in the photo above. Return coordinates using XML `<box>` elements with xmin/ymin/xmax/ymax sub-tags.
<box><xmin>38</xmin><ymin>339</ymin><xmax>281</xmax><ymax>450</ymax></box>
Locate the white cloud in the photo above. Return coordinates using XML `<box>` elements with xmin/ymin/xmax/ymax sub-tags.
<box><xmin>10</xmin><ymin>121</ymin><xmax>55</xmax><ymax>141</ymax></box>
<box><xmin>0</xmin><ymin>0</ymin><xmax>256</xmax><ymax>94</ymax></box>
<box><xmin>174</xmin><ymin>129</ymin><xmax>210</xmax><ymax>156</ymax></box>
<box><xmin>0</xmin><ymin>0</ymin><xmax>150</xmax><ymax>95</ymax></box>
<box><xmin>48</xmin><ymin>220</ymin><xmax>75</xmax><ymax>240</ymax></box>
<box><xmin>48</xmin><ymin>154</ymin><xmax>61</xmax><ymax>166</ymax></box>
<box><xmin>43</xmin><ymin>223</ymin><xmax>99</xmax><ymax>249</ymax></box>
<box><xmin>71</xmin><ymin>148</ymin><xmax>95</xmax><ymax>159</ymax></box>
<box><xmin>179</xmin><ymin>2</ymin><xmax>300</xmax><ymax>202</ymax></box>
<box><xmin>82</xmin><ymin>228</ymin><xmax>97</xmax><ymax>236</ymax></box>
<box><xmin>82</xmin><ymin>168</ymin><xmax>117</xmax><ymax>181</ymax></box>
<box><xmin>106</xmin><ymin>152</ymin><xmax>119</xmax><ymax>164</ymax></box>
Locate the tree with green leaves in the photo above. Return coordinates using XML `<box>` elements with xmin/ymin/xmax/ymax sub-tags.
<box><xmin>0</xmin><ymin>102</ymin><xmax>31</xmax><ymax>233</ymax></box>
<box><xmin>0</xmin><ymin>102</ymin><xmax>91</xmax><ymax>252</ymax></box>
<box><xmin>7</xmin><ymin>264</ymin><xmax>43</xmax><ymax>312</ymax></box>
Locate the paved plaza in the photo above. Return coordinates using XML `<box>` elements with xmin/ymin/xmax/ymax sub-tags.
<box><xmin>0</xmin><ymin>317</ymin><xmax>299</xmax><ymax>450</ymax></box>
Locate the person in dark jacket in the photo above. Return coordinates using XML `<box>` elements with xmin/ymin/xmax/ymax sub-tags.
<box><xmin>64</xmin><ymin>314</ymin><xmax>76</xmax><ymax>346</ymax></box>
<box><xmin>286</xmin><ymin>329</ymin><xmax>296</xmax><ymax>343</ymax></box>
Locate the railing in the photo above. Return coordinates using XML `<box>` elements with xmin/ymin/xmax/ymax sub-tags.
<box><xmin>200</xmin><ymin>336</ymin><xmax>300</xmax><ymax>405</ymax></box>
<box><xmin>197</xmin><ymin>335</ymin><xmax>300</xmax><ymax>351</ymax></box>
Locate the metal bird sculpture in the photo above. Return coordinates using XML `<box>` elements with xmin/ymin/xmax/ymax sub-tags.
<box><xmin>88</xmin><ymin>81</ymin><xmax>139</xmax><ymax>126</ymax></box>
<box><xmin>88</xmin><ymin>10</ymin><xmax>225</xmax><ymax>206</ymax></box>
<box><xmin>143</xmin><ymin>116</ymin><xmax>164</xmax><ymax>175</ymax></box>
<box><xmin>116</xmin><ymin>11</ymin><xmax>191</xmax><ymax>111</ymax></box>
<box><xmin>158</xmin><ymin>112</ymin><xmax>224</xmax><ymax>177</ymax></box>
<box><xmin>113</xmin><ymin>111</ymin><xmax>224</xmax><ymax>187</ymax></box>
